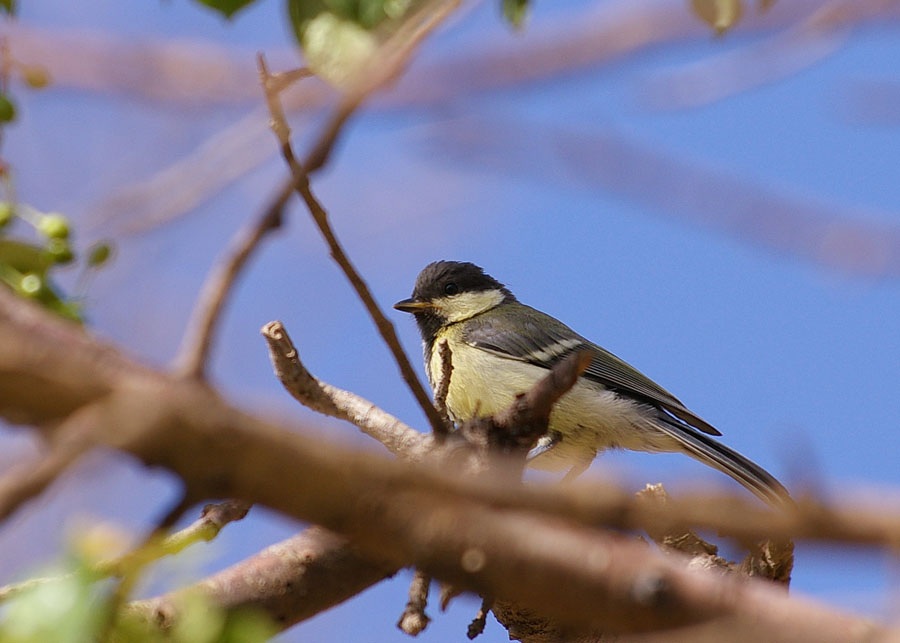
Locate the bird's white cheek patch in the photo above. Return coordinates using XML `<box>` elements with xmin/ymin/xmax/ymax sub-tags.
<box><xmin>433</xmin><ymin>289</ymin><xmax>505</xmax><ymax>323</ymax></box>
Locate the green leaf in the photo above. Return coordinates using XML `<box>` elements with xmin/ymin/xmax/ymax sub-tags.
<box><xmin>194</xmin><ymin>0</ymin><xmax>257</xmax><ymax>19</ymax></box>
<box><xmin>287</xmin><ymin>0</ymin><xmax>419</xmax><ymax>87</ymax></box>
<box><xmin>290</xmin><ymin>6</ymin><xmax>378</xmax><ymax>87</ymax></box>
<box><xmin>288</xmin><ymin>0</ymin><xmax>322</xmax><ymax>42</ymax></box>
<box><xmin>502</xmin><ymin>0</ymin><xmax>529</xmax><ymax>29</ymax></box>
<box><xmin>691</xmin><ymin>0</ymin><xmax>743</xmax><ymax>35</ymax></box>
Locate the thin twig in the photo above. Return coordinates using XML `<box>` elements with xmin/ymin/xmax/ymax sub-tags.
<box><xmin>0</xmin><ymin>500</ymin><xmax>251</xmax><ymax>605</ymax></box>
<box><xmin>172</xmin><ymin>170</ymin><xmax>293</xmax><ymax>379</ymax></box>
<box><xmin>261</xmin><ymin>320</ymin><xmax>428</xmax><ymax>458</ymax></box>
<box><xmin>293</xmin><ymin>176</ymin><xmax>450</xmax><ymax>438</ymax></box>
<box><xmin>433</xmin><ymin>339</ymin><xmax>454</xmax><ymax>427</ymax></box>
<box><xmin>467</xmin><ymin>596</ymin><xmax>493</xmax><ymax>639</ymax></box>
<box><xmin>257</xmin><ymin>56</ymin><xmax>450</xmax><ymax>437</ymax></box>
<box><xmin>257</xmin><ymin>55</ymin><xmax>311</xmax><ymax>158</ymax></box>
<box><xmin>397</xmin><ymin>568</ymin><xmax>432</xmax><ymax>636</ymax></box>
<box><xmin>99</xmin><ymin>492</ymin><xmax>195</xmax><ymax>638</ymax></box>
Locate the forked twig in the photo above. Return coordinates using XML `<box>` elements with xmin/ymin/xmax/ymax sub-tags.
<box><xmin>257</xmin><ymin>43</ymin><xmax>455</xmax><ymax>437</ymax></box>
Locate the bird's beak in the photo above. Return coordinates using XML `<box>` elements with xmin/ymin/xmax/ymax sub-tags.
<box><xmin>393</xmin><ymin>298</ymin><xmax>434</xmax><ymax>313</ymax></box>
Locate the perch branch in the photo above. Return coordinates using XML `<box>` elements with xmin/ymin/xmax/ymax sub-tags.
<box><xmin>261</xmin><ymin>320</ymin><xmax>429</xmax><ymax>459</ymax></box>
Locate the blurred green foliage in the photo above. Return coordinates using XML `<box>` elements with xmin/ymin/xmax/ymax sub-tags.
<box><xmin>0</xmin><ymin>204</ymin><xmax>113</xmax><ymax>322</ymax></box>
<box><xmin>0</xmin><ymin>529</ymin><xmax>276</xmax><ymax>642</ymax></box>
<box><xmin>197</xmin><ymin>0</ymin><xmax>534</xmax><ymax>86</ymax></box>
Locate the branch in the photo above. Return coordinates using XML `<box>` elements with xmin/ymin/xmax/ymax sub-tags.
<box><xmin>1</xmin><ymin>290</ymin><xmax>898</xmax><ymax>639</ymax></box>
<box><xmin>257</xmin><ymin>58</ymin><xmax>450</xmax><ymax>438</ymax></box>
<box><xmin>433</xmin><ymin>339</ymin><xmax>453</xmax><ymax>427</ymax></box>
<box><xmin>172</xmin><ymin>0</ymin><xmax>463</xmax><ymax>383</ymax></box>
<box><xmin>173</xmin><ymin>176</ymin><xmax>289</xmax><ymax>378</ymax></box>
<box><xmin>0</xmin><ymin>500</ymin><xmax>251</xmax><ymax>605</ymax></box>
<box><xmin>261</xmin><ymin>320</ymin><xmax>430</xmax><ymax>459</ymax></box>
<box><xmin>130</xmin><ymin>526</ymin><xmax>395</xmax><ymax>632</ymax></box>
<box><xmin>397</xmin><ymin>569</ymin><xmax>432</xmax><ymax>636</ymax></box>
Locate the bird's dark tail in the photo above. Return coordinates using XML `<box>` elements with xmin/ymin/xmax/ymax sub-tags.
<box><xmin>655</xmin><ymin>416</ymin><xmax>791</xmax><ymax>508</ymax></box>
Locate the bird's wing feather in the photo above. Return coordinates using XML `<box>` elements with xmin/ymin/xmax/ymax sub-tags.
<box><xmin>461</xmin><ymin>303</ymin><xmax>722</xmax><ymax>436</ymax></box>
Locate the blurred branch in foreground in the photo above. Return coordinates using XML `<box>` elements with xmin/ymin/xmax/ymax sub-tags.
<box><xmin>429</xmin><ymin>117</ymin><xmax>900</xmax><ymax>279</ymax></box>
<box><xmin>641</xmin><ymin>0</ymin><xmax>896</xmax><ymax>110</ymax></box>
<box><xmin>0</xmin><ymin>286</ymin><xmax>897</xmax><ymax>639</ymax></box>
<box><xmin>33</xmin><ymin>0</ymin><xmax>891</xmax><ymax>236</ymax></box>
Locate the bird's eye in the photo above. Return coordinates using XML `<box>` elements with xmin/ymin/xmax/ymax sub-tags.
<box><xmin>443</xmin><ymin>282</ymin><xmax>459</xmax><ymax>296</ymax></box>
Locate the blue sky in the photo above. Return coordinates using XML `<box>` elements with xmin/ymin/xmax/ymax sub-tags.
<box><xmin>2</xmin><ymin>1</ymin><xmax>900</xmax><ymax>640</ymax></box>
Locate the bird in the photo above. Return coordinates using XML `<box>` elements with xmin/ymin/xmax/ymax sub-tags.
<box><xmin>394</xmin><ymin>260</ymin><xmax>790</xmax><ymax>506</ymax></box>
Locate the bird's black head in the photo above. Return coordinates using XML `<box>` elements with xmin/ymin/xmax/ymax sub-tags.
<box><xmin>394</xmin><ymin>261</ymin><xmax>515</xmax><ymax>340</ymax></box>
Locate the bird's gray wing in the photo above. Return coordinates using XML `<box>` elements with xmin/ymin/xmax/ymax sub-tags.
<box><xmin>461</xmin><ymin>303</ymin><xmax>722</xmax><ymax>436</ymax></box>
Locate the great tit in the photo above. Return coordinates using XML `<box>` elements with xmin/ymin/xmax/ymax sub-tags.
<box><xmin>394</xmin><ymin>260</ymin><xmax>789</xmax><ymax>506</ymax></box>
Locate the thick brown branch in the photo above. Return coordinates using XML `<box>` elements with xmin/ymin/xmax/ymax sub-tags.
<box><xmin>131</xmin><ymin>527</ymin><xmax>395</xmax><ymax>632</ymax></box>
<box><xmin>0</xmin><ymin>290</ymin><xmax>896</xmax><ymax>640</ymax></box>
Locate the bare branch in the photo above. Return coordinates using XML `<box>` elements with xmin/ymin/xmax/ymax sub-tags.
<box><xmin>397</xmin><ymin>569</ymin><xmax>432</xmax><ymax>636</ymax></box>
<box><xmin>433</xmin><ymin>339</ymin><xmax>453</xmax><ymax>427</ymax></box>
<box><xmin>261</xmin><ymin>320</ymin><xmax>429</xmax><ymax>459</ymax></box>
<box><xmin>3</xmin><ymin>290</ymin><xmax>900</xmax><ymax>639</ymax></box>
<box><xmin>173</xmin><ymin>178</ymin><xmax>289</xmax><ymax>379</ymax></box>
<box><xmin>0</xmin><ymin>500</ymin><xmax>251</xmax><ymax>605</ymax></box>
<box><xmin>257</xmin><ymin>58</ymin><xmax>450</xmax><ymax>438</ymax></box>
<box><xmin>467</xmin><ymin>596</ymin><xmax>493</xmax><ymax>639</ymax></box>
<box><xmin>101</xmin><ymin>500</ymin><xmax>252</xmax><ymax>579</ymax></box>
<box><xmin>131</xmin><ymin>527</ymin><xmax>395</xmax><ymax>632</ymax></box>
<box><xmin>640</xmin><ymin>0</ymin><xmax>890</xmax><ymax>110</ymax></box>
<box><xmin>433</xmin><ymin>117</ymin><xmax>900</xmax><ymax>278</ymax></box>
<box><xmin>637</xmin><ymin>483</ymin><xmax>726</xmax><ymax>561</ymax></box>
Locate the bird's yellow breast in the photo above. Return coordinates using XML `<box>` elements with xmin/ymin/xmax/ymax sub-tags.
<box><xmin>429</xmin><ymin>332</ymin><xmax>678</xmax><ymax>471</ymax></box>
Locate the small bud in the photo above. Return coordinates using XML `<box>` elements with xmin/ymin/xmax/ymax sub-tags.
<box><xmin>87</xmin><ymin>241</ymin><xmax>113</xmax><ymax>268</ymax></box>
<box><xmin>38</xmin><ymin>213</ymin><xmax>70</xmax><ymax>239</ymax></box>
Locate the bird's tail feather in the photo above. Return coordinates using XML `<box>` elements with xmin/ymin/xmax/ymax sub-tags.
<box><xmin>655</xmin><ymin>416</ymin><xmax>791</xmax><ymax>508</ymax></box>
